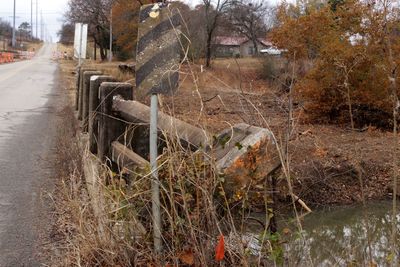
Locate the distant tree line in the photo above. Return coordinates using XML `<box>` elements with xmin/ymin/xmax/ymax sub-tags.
<box><xmin>59</xmin><ymin>0</ymin><xmax>274</xmax><ymax>63</ymax></box>
<box><xmin>0</xmin><ymin>19</ymin><xmax>40</xmax><ymax>49</ymax></box>
<box><xmin>0</xmin><ymin>19</ymin><xmax>13</xmax><ymax>40</ymax></box>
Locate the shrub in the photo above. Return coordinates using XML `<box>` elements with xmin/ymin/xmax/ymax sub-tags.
<box><xmin>260</xmin><ymin>56</ymin><xmax>279</xmax><ymax>81</ymax></box>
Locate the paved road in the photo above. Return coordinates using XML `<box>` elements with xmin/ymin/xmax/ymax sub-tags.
<box><xmin>0</xmin><ymin>44</ymin><xmax>59</xmax><ymax>266</ymax></box>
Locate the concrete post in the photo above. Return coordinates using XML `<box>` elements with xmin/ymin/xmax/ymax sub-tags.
<box><xmin>77</xmin><ymin>68</ymin><xmax>96</xmax><ymax>119</ymax></box>
<box><xmin>81</xmin><ymin>71</ymin><xmax>102</xmax><ymax>127</ymax></box>
<box><xmin>98</xmin><ymin>82</ymin><xmax>133</xmax><ymax>161</ymax></box>
<box><xmin>88</xmin><ymin>75</ymin><xmax>116</xmax><ymax>153</ymax></box>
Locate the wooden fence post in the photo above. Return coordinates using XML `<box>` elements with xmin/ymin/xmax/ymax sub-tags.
<box><xmin>98</xmin><ymin>82</ymin><xmax>133</xmax><ymax>161</ymax></box>
<box><xmin>88</xmin><ymin>75</ymin><xmax>116</xmax><ymax>153</ymax></box>
<box><xmin>81</xmin><ymin>71</ymin><xmax>102</xmax><ymax>128</ymax></box>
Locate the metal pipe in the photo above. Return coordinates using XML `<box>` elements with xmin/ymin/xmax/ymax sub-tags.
<box><xmin>150</xmin><ymin>94</ymin><xmax>162</xmax><ymax>253</ymax></box>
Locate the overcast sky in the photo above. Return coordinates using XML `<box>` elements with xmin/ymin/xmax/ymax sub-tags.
<box><xmin>0</xmin><ymin>0</ymin><xmax>68</xmax><ymax>42</ymax></box>
<box><xmin>0</xmin><ymin>0</ymin><xmax>274</xmax><ymax>42</ymax></box>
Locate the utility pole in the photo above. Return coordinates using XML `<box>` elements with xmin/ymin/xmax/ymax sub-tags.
<box><xmin>40</xmin><ymin>10</ymin><xmax>43</xmax><ymax>41</ymax></box>
<box><xmin>31</xmin><ymin>0</ymin><xmax>33</xmax><ymax>40</ymax></box>
<box><xmin>109</xmin><ymin>9</ymin><xmax>113</xmax><ymax>62</ymax></box>
<box><xmin>12</xmin><ymin>0</ymin><xmax>16</xmax><ymax>47</ymax></box>
<box><xmin>36</xmin><ymin>0</ymin><xmax>38</xmax><ymax>39</ymax></box>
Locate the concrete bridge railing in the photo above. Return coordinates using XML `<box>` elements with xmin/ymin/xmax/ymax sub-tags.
<box><xmin>75</xmin><ymin>67</ymin><xmax>280</xmax><ymax>201</ymax></box>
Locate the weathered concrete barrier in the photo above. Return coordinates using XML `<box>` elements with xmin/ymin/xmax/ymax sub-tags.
<box><xmin>76</xmin><ymin>70</ymin><xmax>280</xmax><ymax>203</ymax></box>
<box><xmin>112</xmin><ymin>97</ymin><xmax>279</xmax><ymax>200</ymax></box>
<box><xmin>88</xmin><ymin>75</ymin><xmax>116</xmax><ymax>153</ymax></box>
<box><xmin>97</xmin><ymin>82</ymin><xmax>133</xmax><ymax>161</ymax></box>
<box><xmin>111</xmin><ymin>141</ymin><xmax>148</xmax><ymax>171</ymax></box>
<box><xmin>113</xmin><ymin>97</ymin><xmax>212</xmax><ymax>149</ymax></box>
<box><xmin>213</xmin><ymin>123</ymin><xmax>280</xmax><ymax>201</ymax></box>
<box><xmin>81</xmin><ymin>71</ymin><xmax>102</xmax><ymax>127</ymax></box>
<box><xmin>76</xmin><ymin>67</ymin><xmax>95</xmax><ymax>111</ymax></box>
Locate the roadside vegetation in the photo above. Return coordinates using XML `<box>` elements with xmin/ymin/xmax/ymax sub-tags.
<box><xmin>51</xmin><ymin>0</ymin><xmax>400</xmax><ymax>266</ymax></box>
<box><xmin>0</xmin><ymin>18</ymin><xmax>42</xmax><ymax>53</ymax></box>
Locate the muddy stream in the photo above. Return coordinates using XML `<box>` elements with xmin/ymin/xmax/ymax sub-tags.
<box><xmin>246</xmin><ymin>201</ymin><xmax>398</xmax><ymax>266</ymax></box>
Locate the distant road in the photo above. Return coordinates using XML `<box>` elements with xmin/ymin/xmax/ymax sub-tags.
<box><xmin>0</xmin><ymin>44</ymin><xmax>59</xmax><ymax>266</ymax></box>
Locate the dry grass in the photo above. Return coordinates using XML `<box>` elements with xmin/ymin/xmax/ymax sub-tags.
<box><xmin>51</xmin><ymin>128</ymin><xmax>285</xmax><ymax>266</ymax></box>
<box><xmin>53</xmin><ymin>37</ymin><xmax>397</xmax><ymax>266</ymax></box>
<box><xmin>25</xmin><ymin>41</ymin><xmax>43</xmax><ymax>52</ymax></box>
<box><xmin>57</xmin><ymin>44</ymin><xmax>134</xmax><ymax>82</ymax></box>
<box><xmin>46</xmin><ymin>101</ymin><xmax>283</xmax><ymax>266</ymax></box>
<box><xmin>212</xmin><ymin>57</ymin><xmax>264</xmax><ymax>71</ymax></box>
<box><xmin>51</xmin><ymin>44</ymin><xmax>297</xmax><ymax>266</ymax></box>
<box><xmin>47</xmin><ymin>105</ymin><xmax>136</xmax><ymax>266</ymax></box>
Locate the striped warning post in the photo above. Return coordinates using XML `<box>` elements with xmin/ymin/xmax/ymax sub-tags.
<box><xmin>136</xmin><ymin>3</ymin><xmax>181</xmax><ymax>95</ymax></box>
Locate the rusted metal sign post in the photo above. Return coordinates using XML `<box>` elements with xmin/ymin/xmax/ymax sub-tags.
<box><xmin>136</xmin><ymin>3</ymin><xmax>181</xmax><ymax>253</ymax></box>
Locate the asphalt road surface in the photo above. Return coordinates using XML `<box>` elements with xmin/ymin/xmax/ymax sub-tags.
<box><xmin>0</xmin><ymin>44</ymin><xmax>59</xmax><ymax>266</ymax></box>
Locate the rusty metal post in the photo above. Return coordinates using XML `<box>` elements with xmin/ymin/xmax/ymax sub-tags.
<box><xmin>88</xmin><ymin>75</ymin><xmax>116</xmax><ymax>153</ymax></box>
<box><xmin>98</xmin><ymin>82</ymin><xmax>133</xmax><ymax>161</ymax></box>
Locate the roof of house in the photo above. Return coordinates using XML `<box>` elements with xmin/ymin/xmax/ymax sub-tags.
<box><xmin>257</xmin><ymin>38</ymin><xmax>273</xmax><ymax>47</ymax></box>
<box><xmin>214</xmin><ymin>36</ymin><xmax>273</xmax><ymax>47</ymax></box>
<box><xmin>214</xmin><ymin>36</ymin><xmax>248</xmax><ymax>46</ymax></box>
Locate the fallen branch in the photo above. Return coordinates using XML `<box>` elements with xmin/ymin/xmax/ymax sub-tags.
<box><xmin>291</xmin><ymin>193</ymin><xmax>312</xmax><ymax>213</ymax></box>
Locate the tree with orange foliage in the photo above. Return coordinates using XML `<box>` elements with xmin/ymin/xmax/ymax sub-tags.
<box><xmin>112</xmin><ymin>0</ymin><xmax>152</xmax><ymax>59</ymax></box>
<box><xmin>271</xmin><ymin>0</ymin><xmax>400</xmax><ymax>128</ymax></box>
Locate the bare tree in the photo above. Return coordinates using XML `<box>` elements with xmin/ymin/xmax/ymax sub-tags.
<box><xmin>228</xmin><ymin>0</ymin><xmax>269</xmax><ymax>55</ymax></box>
<box><xmin>66</xmin><ymin>0</ymin><xmax>114</xmax><ymax>60</ymax></box>
<box><xmin>203</xmin><ymin>0</ymin><xmax>231</xmax><ymax>67</ymax></box>
<box><xmin>58</xmin><ymin>23</ymin><xmax>75</xmax><ymax>45</ymax></box>
<box><xmin>0</xmin><ymin>19</ymin><xmax>12</xmax><ymax>39</ymax></box>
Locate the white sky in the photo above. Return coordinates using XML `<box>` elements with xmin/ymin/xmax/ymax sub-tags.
<box><xmin>0</xmin><ymin>0</ymin><xmax>68</xmax><ymax>42</ymax></box>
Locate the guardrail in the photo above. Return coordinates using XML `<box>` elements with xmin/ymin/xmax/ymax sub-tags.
<box><xmin>75</xmin><ymin>67</ymin><xmax>280</xmax><ymax>201</ymax></box>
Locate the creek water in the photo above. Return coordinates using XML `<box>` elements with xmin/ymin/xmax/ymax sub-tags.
<box><xmin>247</xmin><ymin>201</ymin><xmax>399</xmax><ymax>266</ymax></box>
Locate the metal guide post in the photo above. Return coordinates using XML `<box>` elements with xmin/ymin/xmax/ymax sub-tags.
<box><xmin>78</xmin><ymin>23</ymin><xmax>83</xmax><ymax>67</ymax></box>
<box><xmin>150</xmin><ymin>93</ymin><xmax>161</xmax><ymax>252</ymax></box>
<box><xmin>136</xmin><ymin>3</ymin><xmax>181</xmax><ymax>253</ymax></box>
